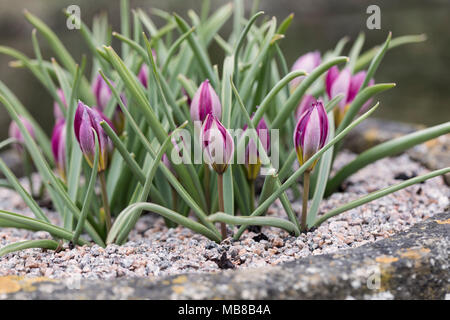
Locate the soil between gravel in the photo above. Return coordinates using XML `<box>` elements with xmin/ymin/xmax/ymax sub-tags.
<box><xmin>0</xmin><ymin>151</ymin><xmax>448</xmax><ymax>280</ymax></box>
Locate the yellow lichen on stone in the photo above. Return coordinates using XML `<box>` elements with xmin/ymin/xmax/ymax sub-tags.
<box><xmin>399</xmin><ymin>248</ymin><xmax>430</xmax><ymax>260</ymax></box>
<box><xmin>425</xmin><ymin>138</ymin><xmax>438</xmax><ymax>148</ymax></box>
<box><xmin>0</xmin><ymin>276</ymin><xmax>54</xmax><ymax>294</ymax></box>
<box><xmin>375</xmin><ymin>255</ymin><xmax>399</xmax><ymax>264</ymax></box>
<box><xmin>172</xmin><ymin>275</ymin><xmax>187</xmax><ymax>284</ymax></box>
<box><xmin>435</xmin><ymin>219</ymin><xmax>450</xmax><ymax>225</ymax></box>
<box><xmin>364</xmin><ymin>128</ymin><xmax>379</xmax><ymax>143</ymax></box>
<box><xmin>0</xmin><ymin>276</ymin><xmax>21</xmax><ymax>294</ymax></box>
<box><xmin>172</xmin><ymin>285</ymin><xmax>184</xmax><ymax>294</ymax></box>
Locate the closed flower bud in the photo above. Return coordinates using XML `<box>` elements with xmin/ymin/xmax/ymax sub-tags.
<box><xmin>190</xmin><ymin>79</ymin><xmax>222</xmax><ymax>124</ymax></box>
<box><xmin>243</xmin><ymin>114</ymin><xmax>270</xmax><ymax>181</ymax></box>
<box><xmin>51</xmin><ymin>119</ymin><xmax>67</xmax><ymax>180</ymax></box>
<box><xmin>290</xmin><ymin>51</ymin><xmax>321</xmax><ymax>91</ymax></box>
<box><xmin>326</xmin><ymin>66</ymin><xmax>374</xmax><ymax>126</ymax></box>
<box><xmin>293</xmin><ymin>100</ymin><xmax>329</xmax><ymax>171</ymax></box>
<box><xmin>8</xmin><ymin>116</ymin><xmax>35</xmax><ymax>153</ymax></box>
<box><xmin>200</xmin><ymin>114</ymin><xmax>234</xmax><ymax>175</ymax></box>
<box><xmin>74</xmin><ymin>101</ymin><xmax>112</xmax><ymax>172</ymax></box>
<box><xmin>53</xmin><ymin>88</ymin><xmax>68</xmax><ymax>121</ymax></box>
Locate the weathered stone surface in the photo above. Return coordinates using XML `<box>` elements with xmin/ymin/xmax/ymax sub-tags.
<box><xmin>408</xmin><ymin>134</ymin><xmax>450</xmax><ymax>185</ymax></box>
<box><xmin>2</xmin><ymin>212</ymin><xmax>448</xmax><ymax>300</ymax></box>
<box><xmin>344</xmin><ymin>118</ymin><xmax>449</xmax><ymax>185</ymax></box>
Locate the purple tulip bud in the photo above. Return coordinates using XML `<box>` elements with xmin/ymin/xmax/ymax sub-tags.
<box><xmin>138</xmin><ymin>64</ymin><xmax>149</xmax><ymax>89</ymax></box>
<box><xmin>74</xmin><ymin>101</ymin><xmax>112</xmax><ymax>172</ymax></box>
<box><xmin>243</xmin><ymin>114</ymin><xmax>270</xmax><ymax>180</ymax></box>
<box><xmin>190</xmin><ymin>79</ymin><xmax>222</xmax><ymax>124</ymax></box>
<box><xmin>8</xmin><ymin>116</ymin><xmax>35</xmax><ymax>153</ymax></box>
<box><xmin>290</xmin><ymin>51</ymin><xmax>321</xmax><ymax>91</ymax></box>
<box><xmin>51</xmin><ymin>119</ymin><xmax>67</xmax><ymax>179</ymax></box>
<box><xmin>92</xmin><ymin>74</ymin><xmax>112</xmax><ymax>111</ymax></box>
<box><xmin>293</xmin><ymin>100</ymin><xmax>329</xmax><ymax>171</ymax></box>
<box><xmin>295</xmin><ymin>94</ymin><xmax>317</xmax><ymax>120</ymax></box>
<box><xmin>53</xmin><ymin>88</ymin><xmax>68</xmax><ymax>121</ymax></box>
<box><xmin>200</xmin><ymin>114</ymin><xmax>234</xmax><ymax>174</ymax></box>
<box><xmin>325</xmin><ymin>67</ymin><xmax>374</xmax><ymax>125</ymax></box>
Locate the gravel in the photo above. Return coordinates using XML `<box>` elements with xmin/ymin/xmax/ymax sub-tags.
<box><xmin>0</xmin><ymin>151</ymin><xmax>449</xmax><ymax>280</ymax></box>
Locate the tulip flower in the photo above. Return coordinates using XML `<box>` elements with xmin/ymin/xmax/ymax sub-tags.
<box><xmin>295</xmin><ymin>94</ymin><xmax>317</xmax><ymax>120</ymax></box>
<box><xmin>326</xmin><ymin>66</ymin><xmax>374</xmax><ymax>126</ymax></box>
<box><xmin>190</xmin><ymin>79</ymin><xmax>222</xmax><ymax>124</ymax></box>
<box><xmin>53</xmin><ymin>88</ymin><xmax>67</xmax><ymax>121</ymax></box>
<box><xmin>293</xmin><ymin>100</ymin><xmax>329</xmax><ymax>170</ymax></box>
<box><xmin>74</xmin><ymin>101</ymin><xmax>112</xmax><ymax>172</ymax></box>
<box><xmin>200</xmin><ymin>114</ymin><xmax>234</xmax><ymax>175</ymax></box>
<box><xmin>200</xmin><ymin>114</ymin><xmax>234</xmax><ymax>239</ymax></box>
<box><xmin>293</xmin><ymin>100</ymin><xmax>329</xmax><ymax>232</ymax></box>
<box><xmin>51</xmin><ymin>119</ymin><xmax>67</xmax><ymax>180</ymax></box>
<box><xmin>74</xmin><ymin>101</ymin><xmax>113</xmax><ymax>231</ymax></box>
<box><xmin>243</xmin><ymin>115</ymin><xmax>270</xmax><ymax>181</ymax></box>
<box><xmin>8</xmin><ymin>116</ymin><xmax>35</xmax><ymax>153</ymax></box>
<box><xmin>290</xmin><ymin>51</ymin><xmax>321</xmax><ymax>91</ymax></box>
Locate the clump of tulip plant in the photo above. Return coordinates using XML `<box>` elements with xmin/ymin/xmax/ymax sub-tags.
<box><xmin>0</xmin><ymin>0</ymin><xmax>449</xmax><ymax>255</ymax></box>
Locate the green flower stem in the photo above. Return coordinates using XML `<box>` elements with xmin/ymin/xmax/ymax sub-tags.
<box><xmin>217</xmin><ymin>173</ymin><xmax>226</xmax><ymax>240</ymax></box>
<box><xmin>99</xmin><ymin>171</ymin><xmax>111</xmax><ymax>233</ymax></box>
<box><xmin>301</xmin><ymin>170</ymin><xmax>311</xmax><ymax>232</ymax></box>
<box><xmin>204</xmin><ymin>164</ymin><xmax>211</xmax><ymax>213</ymax></box>
<box><xmin>22</xmin><ymin>151</ymin><xmax>34</xmax><ymax>198</ymax></box>
<box><xmin>249</xmin><ymin>179</ymin><xmax>255</xmax><ymax>213</ymax></box>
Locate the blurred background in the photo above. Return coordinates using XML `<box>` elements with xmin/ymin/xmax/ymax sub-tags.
<box><xmin>0</xmin><ymin>0</ymin><xmax>449</xmax><ymax>140</ymax></box>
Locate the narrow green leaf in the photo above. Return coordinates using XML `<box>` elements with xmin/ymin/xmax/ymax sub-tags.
<box><xmin>355</xmin><ymin>34</ymin><xmax>426</xmax><ymax>72</ymax></box>
<box><xmin>173</xmin><ymin>14</ymin><xmax>218</xmax><ymax>87</ymax></box>
<box><xmin>360</xmin><ymin>32</ymin><xmax>391</xmax><ymax>91</ymax></box>
<box><xmin>336</xmin><ymin>83</ymin><xmax>395</xmax><ymax>134</ymax></box>
<box><xmin>0</xmin><ymin>210</ymin><xmax>89</xmax><ymax>246</ymax></box>
<box><xmin>315</xmin><ymin>167</ymin><xmax>450</xmax><ymax>227</ymax></box>
<box><xmin>209</xmin><ymin>212</ymin><xmax>299</xmax><ymax>236</ymax></box>
<box><xmin>327</xmin><ymin>121</ymin><xmax>450</xmax><ymax>195</ymax></box>
<box><xmin>0</xmin><ymin>158</ymin><xmax>50</xmax><ymax>223</ymax></box>
<box><xmin>347</xmin><ymin>32</ymin><xmax>365</xmax><ymax>72</ymax></box>
<box><xmin>0</xmin><ymin>240</ymin><xmax>60</xmax><ymax>257</ymax></box>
